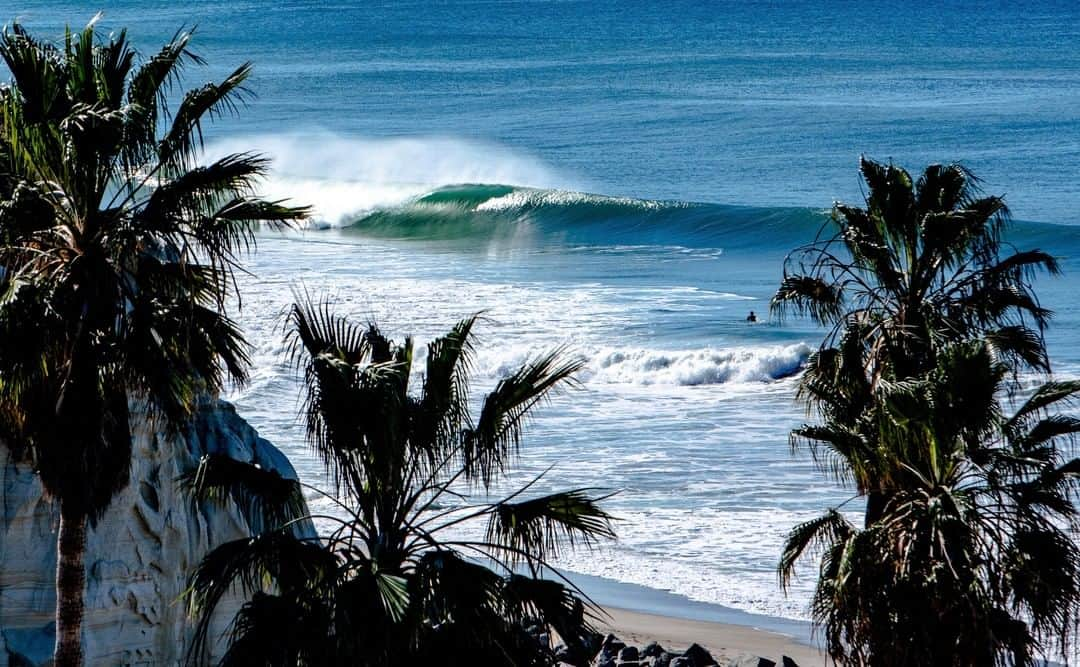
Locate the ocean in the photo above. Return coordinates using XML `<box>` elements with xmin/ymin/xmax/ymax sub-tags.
<box><xmin>14</xmin><ymin>0</ymin><xmax>1080</xmax><ymax>623</ymax></box>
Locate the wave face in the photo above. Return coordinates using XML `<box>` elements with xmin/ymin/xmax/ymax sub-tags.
<box><xmin>338</xmin><ymin>183</ymin><xmax>1080</xmax><ymax>260</ymax></box>
<box><xmin>202</xmin><ymin>134</ymin><xmax>575</xmax><ymax>228</ymax></box>
<box><xmin>339</xmin><ymin>183</ymin><xmax>831</xmax><ymax>253</ymax></box>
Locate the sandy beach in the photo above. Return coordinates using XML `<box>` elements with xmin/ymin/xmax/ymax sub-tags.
<box><xmin>601</xmin><ymin>606</ymin><xmax>827</xmax><ymax>665</ymax></box>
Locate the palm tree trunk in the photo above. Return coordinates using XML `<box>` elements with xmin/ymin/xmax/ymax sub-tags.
<box><xmin>864</xmin><ymin>490</ymin><xmax>887</xmax><ymax>527</ymax></box>
<box><xmin>54</xmin><ymin>502</ymin><xmax>86</xmax><ymax>667</ymax></box>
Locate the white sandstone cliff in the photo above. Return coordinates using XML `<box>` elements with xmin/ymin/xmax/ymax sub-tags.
<box><xmin>0</xmin><ymin>398</ymin><xmax>310</xmax><ymax>666</ymax></box>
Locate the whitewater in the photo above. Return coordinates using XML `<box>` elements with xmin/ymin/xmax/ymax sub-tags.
<box><xmin>21</xmin><ymin>0</ymin><xmax>1080</xmax><ymax>628</ymax></box>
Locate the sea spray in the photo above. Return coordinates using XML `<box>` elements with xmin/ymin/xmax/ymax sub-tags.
<box><xmin>202</xmin><ymin>133</ymin><xmax>576</xmax><ymax>227</ymax></box>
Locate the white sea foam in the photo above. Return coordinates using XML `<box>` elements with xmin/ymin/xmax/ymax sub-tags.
<box><xmin>584</xmin><ymin>343</ymin><xmax>811</xmax><ymax>386</ymax></box>
<box><xmin>202</xmin><ymin>133</ymin><xmax>574</xmax><ymax>227</ymax></box>
<box><xmin>463</xmin><ymin>342</ymin><xmax>811</xmax><ymax>388</ymax></box>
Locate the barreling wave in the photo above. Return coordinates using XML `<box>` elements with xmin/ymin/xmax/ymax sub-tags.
<box><xmin>338</xmin><ymin>183</ymin><xmax>1080</xmax><ymax>254</ymax></box>
<box><xmin>215</xmin><ymin>134</ymin><xmax>1080</xmax><ymax>254</ymax></box>
<box><xmin>338</xmin><ymin>183</ymin><xmax>832</xmax><ymax>251</ymax></box>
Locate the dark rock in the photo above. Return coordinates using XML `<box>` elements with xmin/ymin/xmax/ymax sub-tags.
<box><xmin>682</xmin><ymin>643</ymin><xmax>717</xmax><ymax>666</ymax></box>
<box><xmin>670</xmin><ymin>658</ymin><xmax>692</xmax><ymax>667</ymax></box>
<box><xmin>620</xmin><ymin>646</ymin><xmax>640</xmax><ymax>661</ymax></box>
<box><xmin>653</xmin><ymin>652</ymin><xmax>678</xmax><ymax>667</ymax></box>
<box><xmin>781</xmin><ymin>658</ymin><xmax>799</xmax><ymax>667</ymax></box>
<box><xmin>601</xmin><ymin>634</ymin><xmax>626</xmax><ymax>652</ymax></box>
<box><xmin>598</xmin><ymin>660</ymin><xmax>617</xmax><ymax>667</ymax></box>
<box><xmin>642</xmin><ymin>642</ymin><xmax>666</xmax><ymax>658</ymax></box>
<box><xmin>619</xmin><ymin>663</ymin><xmax>640</xmax><ymax>667</ymax></box>
<box><xmin>727</xmin><ymin>655</ymin><xmax>776</xmax><ymax>667</ymax></box>
<box><xmin>599</xmin><ymin>634</ymin><xmax>627</xmax><ymax>663</ymax></box>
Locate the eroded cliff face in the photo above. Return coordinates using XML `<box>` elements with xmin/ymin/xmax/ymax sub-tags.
<box><xmin>0</xmin><ymin>398</ymin><xmax>308</xmax><ymax>666</ymax></box>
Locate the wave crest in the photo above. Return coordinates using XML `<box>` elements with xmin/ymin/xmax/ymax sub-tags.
<box><xmin>584</xmin><ymin>343</ymin><xmax>811</xmax><ymax>386</ymax></box>
<box><xmin>473</xmin><ymin>342</ymin><xmax>811</xmax><ymax>388</ymax></box>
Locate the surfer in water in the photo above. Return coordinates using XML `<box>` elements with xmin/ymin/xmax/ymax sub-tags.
<box><xmin>746</xmin><ymin>310</ymin><xmax>757</xmax><ymax>323</ymax></box>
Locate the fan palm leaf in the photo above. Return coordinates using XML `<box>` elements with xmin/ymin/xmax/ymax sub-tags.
<box><xmin>185</xmin><ymin>298</ymin><xmax>614</xmax><ymax>665</ymax></box>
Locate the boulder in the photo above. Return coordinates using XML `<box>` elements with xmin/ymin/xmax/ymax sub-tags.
<box><xmin>620</xmin><ymin>645</ymin><xmax>640</xmax><ymax>661</ymax></box>
<box><xmin>653</xmin><ymin>652</ymin><xmax>679</xmax><ymax>667</ymax></box>
<box><xmin>598</xmin><ymin>634</ymin><xmax>627</xmax><ymax>664</ymax></box>
<box><xmin>642</xmin><ymin>642</ymin><xmax>666</xmax><ymax>658</ymax></box>
<box><xmin>0</xmin><ymin>397</ymin><xmax>312</xmax><ymax>667</ymax></box>
<box><xmin>683</xmin><ymin>642</ymin><xmax>717</xmax><ymax>666</ymax></box>
<box><xmin>781</xmin><ymin>657</ymin><xmax>799</xmax><ymax>667</ymax></box>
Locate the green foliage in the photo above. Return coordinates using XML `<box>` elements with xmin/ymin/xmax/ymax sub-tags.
<box><xmin>0</xmin><ymin>17</ymin><xmax>307</xmax><ymax>521</ymax></box>
<box><xmin>185</xmin><ymin>296</ymin><xmax>614</xmax><ymax>666</ymax></box>
<box><xmin>0</xmin><ymin>19</ymin><xmax>306</xmax><ymax>666</ymax></box>
<box><xmin>773</xmin><ymin>160</ymin><xmax>1079</xmax><ymax>665</ymax></box>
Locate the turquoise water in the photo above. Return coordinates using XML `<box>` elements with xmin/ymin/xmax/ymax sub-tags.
<box><xmin>13</xmin><ymin>1</ymin><xmax>1080</xmax><ymax>622</ymax></box>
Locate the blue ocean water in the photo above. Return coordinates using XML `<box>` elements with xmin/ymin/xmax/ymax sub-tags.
<box><xmin>12</xmin><ymin>1</ymin><xmax>1080</xmax><ymax>622</ymax></box>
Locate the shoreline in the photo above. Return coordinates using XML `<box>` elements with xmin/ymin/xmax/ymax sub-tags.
<box><xmin>598</xmin><ymin>607</ymin><xmax>826</xmax><ymax>666</ymax></box>
<box><xmin>563</xmin><ymin>569</ymin><xmax>827</xmax><ymax>665</ymax></box>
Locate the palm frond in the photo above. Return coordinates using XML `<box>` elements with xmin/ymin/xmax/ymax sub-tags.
<box><xmin>213</xmin><ymin>591</ymin><xmax>331</xmax><ymax>667</ymax></box>
<box><xmin>185</xmin><ymin>530</ymin><xmax>338</xmax><ymax>660</ymax></box>
<box><xmin>158</xmin><ymin>62</ymin><xmax>252</xmax><ymax>175</ymax></box>
<box><xmin>412</xmin><ymin>314</ymin><xmax>478</xmax><ymax>461</ymax></box>
<box><xmin>1006</xmin><ymin>381</ymin><xmax>1080</xmax><ymax>434</ymax></box>
<box><xmin>462</xmin><ymin>348</ymin><xmax>584</xmax><ymax>487</ymax></box>
<box><xmin>486</xmin><ymin>489</ymin><xmax>616</xmax><ymax>563</ymax></box>
<box><xmin>179</xmin><ymin>453</ymin><xmax>307</xmax><ymax>535</ymax></box>
<box><xmin>779</xmin><ymin>509</ymin><xmax>856</xmax><ymax>591</ymax></box>
<box><xmin>771</xmin><ymin>273</ymin><xmax>844</xmax><ymax>324</ymax></box>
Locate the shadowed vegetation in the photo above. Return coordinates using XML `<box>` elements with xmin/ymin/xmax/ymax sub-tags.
<box><xmin>184</xmin><ymin>296</ymin><xmax>615</xmax><ymax>666</ymax></box>
<box><xmin>772</xmin><ymin>157</ymin><xmax>1058</xmax><ymax>525</ymax></box>
<box><xmin>773</xmin><ymin>158</ymin><xmax>1080</xmax><ymax>660</ymax></box>
<box><xmin>0</xmin><ymin>17</ymin><xmax>306</xmax><ymax>666</ymax></box>
<box><xmin>780</xmin><ymin>342</ymin><xmax>1080</xmax><ymax>665</ymax></box>
<box><xmin>772</xmin><ymin>159</ymin><xmax>1079</xmax><ymax>665</ymax></box>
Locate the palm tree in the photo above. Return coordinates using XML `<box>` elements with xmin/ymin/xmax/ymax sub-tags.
<box><xmin>772</xmin><ymin>158</ymin><xmax>1058</xmax><ymax>525</ymax></box>
<box><xmin>0</xmin><ymin>18</ymin><xmax>306</xmax><ymax>666</ymax></box>
<box><xmin>184</xmin><ymin>296</ymin><xmax>615</xmax><ymax>666</ymax></box>
<box><xmin>780</xmin><ymin>341</ymin><xmax>1080</xmax><ymax>665</ymax></box>
<box><xmin>771</xmin><ymin>159</ymin><xmax>1079</xmax><ymax>664</ymax></box>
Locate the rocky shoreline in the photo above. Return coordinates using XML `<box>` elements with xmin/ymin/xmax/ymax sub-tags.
<box><xmin>539</xmin><ymin>623</ymin><xmax>808</xmax><ymax>667</ymax></box>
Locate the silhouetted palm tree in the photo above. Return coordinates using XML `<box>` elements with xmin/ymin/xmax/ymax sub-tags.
<box><xmin>780</xmin><ymin>341</ymin><xmax>1080</xmax><ymax>665</ymax></box>
<box><xmin>771</xmin><ymin>159</ymin><xmax>1079</xmax><ymax>664</ymax></box>
<box><xmin>184</xmin><ymin>296</ymin><xmax>615</xmax><ymax>666</ymax></box>
<box><xmin>0</xmin><ymin>18</ymin><xmax>306</xmax><ymax>666</ymax></box>
<box><xmin>772</xmin><ymin>158</ymin><xmax>1058</xmax><ymax>524</ymax></box>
